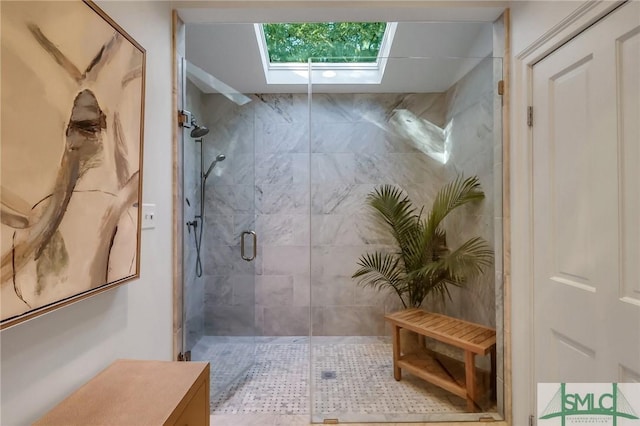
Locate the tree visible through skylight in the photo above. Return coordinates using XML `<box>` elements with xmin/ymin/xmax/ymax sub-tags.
<box><xmin>263</xmin><ymin>22</ymin><xmax>387</xmax><ymax>63</ymax></box>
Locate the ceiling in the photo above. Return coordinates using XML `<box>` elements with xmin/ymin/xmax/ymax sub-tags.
<box><xmin>180</xmin><ymin>4</ymin><xmax>504</xmax><ymax>94</ymax></box>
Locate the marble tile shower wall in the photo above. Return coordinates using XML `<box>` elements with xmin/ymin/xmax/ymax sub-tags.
<box><xmin>309</xmin><ymin>93</ymin><xmax>448</xmax><ymax>336</ymax></box>
<box><xmin>184</xmin><ymin>80</ymin><xmax>206</xmax><ymax>349</ymax></box>
<box><xmin>425</xmin><ymin>58</ymin><xmax>499</xmax><ymax>329</ymax></box>
<box><xmin>194</xmin><ymin>78</ymin><xmax>497</xmax><ymax>337</ymax></box>
<box><xmin>200</xmin><ymin>94</ymin><xmax>258</xmax><ymax>336</ymax></box>
<box><xmin>253</xmin><ymin>95</ymin><xmax>311</xmax><ymax>336</ymax></box>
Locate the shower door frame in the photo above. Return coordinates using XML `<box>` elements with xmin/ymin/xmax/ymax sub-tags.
<box><xmin>173</xmin><ymin>10</ymin><xmax>186</xmax><ymax>361</ymax></box>
<box><xmin>170</xmin><ymin>7</ymin><xmax>512</xmax><ymax>425</ymax></box>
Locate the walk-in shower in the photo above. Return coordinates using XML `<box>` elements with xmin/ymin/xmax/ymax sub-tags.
<box><xmin>180</xmin><ymin>16</ymin><xmax>506</xmax><ymax>425</ymax></box>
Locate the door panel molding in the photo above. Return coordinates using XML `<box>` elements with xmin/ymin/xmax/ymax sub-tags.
<box><xmin>617</xmin><ymin>26</ymin><xmax>640</xmax><ymax>304</ymax></box>
<box><xmin>551</xmin><ymin>329</ymin><xmax>596</xmax><ymax>360</ymax></box>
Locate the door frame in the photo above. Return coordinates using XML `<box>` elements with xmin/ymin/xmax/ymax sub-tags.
<box><xmin>510</xmin><ymin>0</ymin><xmax>627</xmax><ymax>423</ymax></box>
<box><xmin>171</xmin><ymin>11</ymin><xmax>186</xmax><ymax>362</ymax></box>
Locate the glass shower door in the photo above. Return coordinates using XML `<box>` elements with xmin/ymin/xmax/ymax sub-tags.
<box><xmin>180</xmin><ymin>56</ymin><xmax>258</xmax><ymax>399</ymax></box>
<box><xmin>308</xmin><ymin>56</ymin><xmax>504</xmax><ymax>423</ymax></box>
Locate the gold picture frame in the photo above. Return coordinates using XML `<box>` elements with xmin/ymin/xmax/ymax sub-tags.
<box><xmin>0</xmin><ymin>0</ymin><xmax>146</xmax><ymax>329</ymax></box>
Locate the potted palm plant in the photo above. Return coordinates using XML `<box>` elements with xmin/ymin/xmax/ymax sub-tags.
<box><xmin>352</xmin><ymin>176</ymin><xmax>494</xmax><ymax>350</ymax></box>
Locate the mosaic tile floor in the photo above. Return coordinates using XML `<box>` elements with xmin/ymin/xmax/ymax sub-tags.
<box><xmin>192</xmin><ymin>336</ymin><xmax>495</xmax><ymax>424</ymax></box>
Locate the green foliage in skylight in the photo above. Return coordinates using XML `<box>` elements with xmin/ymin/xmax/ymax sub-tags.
<box><xmin>263</xmin><ymin>22</ymin><xmax>387</xmax><ymax>63</ymax></box>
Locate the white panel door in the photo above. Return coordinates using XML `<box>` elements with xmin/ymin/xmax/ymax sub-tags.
<box><xmin>533</xmin><ymin>1</ymin><xmax>640</xmax><ymax>385</ymax></box>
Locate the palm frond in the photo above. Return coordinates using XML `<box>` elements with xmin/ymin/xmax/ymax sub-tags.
<box><xmin>410</xmin><ymin>236</ymin><xmax>492</xmax><ymax>283</ymax></box>
<box><xmin>442</xmin><ymin>236</ymin><xmax>493</xmax><ymax>281</ymax></box>
<box><xmin>425</xmin><ymin>175</ymin><xmax>484</xmax><ymax>238</ymax></box>
<box><xmin>352</xmin><ymin>252</ymin><xmax>407</xmax><ymax>308</ymax></box>
<box><xmin>366</xmin><ymin>185</ymin><xmax>424</xmax><ymax>273</ymax></box>
<box><xmin>352</xmin><ymin>176</ymin><xmax>494</xmax><ymax>309</ymax></box>
<box><xmin>367</xmin><ymin>185</ymin><xmax>419</xmax><ymax>242</ymax></box>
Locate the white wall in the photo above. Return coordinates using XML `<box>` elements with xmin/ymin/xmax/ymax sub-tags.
<box><xmin>511</xmin><ymin>1</ymin><xmax>584</xmax><ymax>54</ymax></box>
<box><xmin>0</xmin><ymin>2</ymin><xmax>174</xmax><ymax>424</ymax></box>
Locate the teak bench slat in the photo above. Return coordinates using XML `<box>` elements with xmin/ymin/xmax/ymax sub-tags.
<box><xmin>385</xmin><ymin>308</ymin><xmax>497</xmax><ymax>412</ymax></box>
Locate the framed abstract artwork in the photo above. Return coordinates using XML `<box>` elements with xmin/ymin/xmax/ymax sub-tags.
<box><xmin>0</xmin><ymin>1</ymin><xmax>146</xmax><ymax>329</ymax></box>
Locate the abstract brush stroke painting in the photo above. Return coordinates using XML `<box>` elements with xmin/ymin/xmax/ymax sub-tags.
<box><xmin>0</xmin><ymin>1</ymin><xmax>145</xmax><ymax>328</ymax></box>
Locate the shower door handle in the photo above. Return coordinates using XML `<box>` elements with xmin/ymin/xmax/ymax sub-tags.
<box><xmin>240</xmin><ymin>231</ymin><xmax>257</xmax><ymax>262</ymax></box>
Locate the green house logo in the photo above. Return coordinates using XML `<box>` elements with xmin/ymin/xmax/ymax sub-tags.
<box><xmin>539</xmin><ymin>383</ymin><xmax>640</xmax><ymax>426</ymax></box>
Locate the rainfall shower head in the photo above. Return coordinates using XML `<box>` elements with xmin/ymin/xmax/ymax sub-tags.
<box><xmin>187</xmin><ymin>113</ymin><xmax>209</xmax><ymax>138</ymax></box>
<box><xmin>203</xmin><ymin>154</ymin><xmax>226</xmax><ymax>180</ymax></box>
<box><xmin>190</xmin><ymin>124</ymin><xmax>209</xmax><ymax>138</ymax></box>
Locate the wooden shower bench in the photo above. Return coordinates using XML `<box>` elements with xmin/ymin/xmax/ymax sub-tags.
<box><xmin>385</xmin><ymin>308</ymin><xmax>496</xmax><ymax>412</ymax></box>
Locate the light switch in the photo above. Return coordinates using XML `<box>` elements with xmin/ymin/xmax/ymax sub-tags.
<box><xmin>142</xmin><ymin>203</ymin><xmax>156</xmax><ymax>230</ymax></box>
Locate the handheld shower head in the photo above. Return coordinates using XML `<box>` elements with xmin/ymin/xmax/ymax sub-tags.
<box><xmin>203</xmin><ymin>154</ymin><xmax>226</xmax><ymax>180</ymax></box>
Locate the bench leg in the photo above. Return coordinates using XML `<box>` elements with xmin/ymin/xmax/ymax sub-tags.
<box><xmin>392</xmin><ymin>325</ymin><xmax>401</xmax><ymax>381</ymax></box>
<box><xmin>465</xmin><ymin>351</ymin><xmax>477</xmax><ymax>412</ymax></box>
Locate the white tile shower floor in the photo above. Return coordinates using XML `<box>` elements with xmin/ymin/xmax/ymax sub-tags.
<box><xmin>192</xmin><ymin>336</ymin><xmax>497</xmax><ymax>424</ymax></box>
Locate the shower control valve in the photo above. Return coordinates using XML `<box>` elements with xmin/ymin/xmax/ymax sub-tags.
<box><xmin>186</xmin><ymin>220</ymin><xmax>198</xmax><ymax>234</ymax></box>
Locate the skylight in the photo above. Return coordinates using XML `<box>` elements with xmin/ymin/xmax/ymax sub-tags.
<box><xmin>254</xmin><ymin>22</ymin><xmax>397</xmax><ymax>85</ymax></box>
<box><xmin>263</xmin><ymin>22</ymin><xmax>386</xmax><ymax>64</ymax></box>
